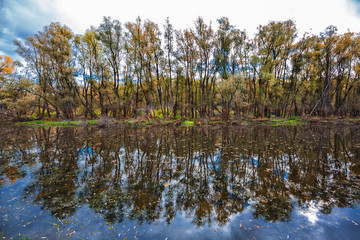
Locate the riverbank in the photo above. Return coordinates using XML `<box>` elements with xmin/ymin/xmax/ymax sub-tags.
<box><xmin>9</xmin><ymin>116</ymin><xmax>360</xmax><ymax>128</ymax></box>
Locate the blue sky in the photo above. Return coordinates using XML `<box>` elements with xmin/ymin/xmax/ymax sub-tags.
<box><xmin>1</xmin><ymin>0</ymin><xmax>360</xmax><ymax>60</ymax></box>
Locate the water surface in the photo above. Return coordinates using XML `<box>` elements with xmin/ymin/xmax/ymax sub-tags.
<box><xmin>1</xmin><ymin>125</ymin><xmax>360</xmax><ymax>239</ymax></box>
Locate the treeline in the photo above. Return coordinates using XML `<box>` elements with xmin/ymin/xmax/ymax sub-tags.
<box><xmin>1</xmin><ymin>16</ymin><xmax>360</xmax><ymax>120</ymax></box>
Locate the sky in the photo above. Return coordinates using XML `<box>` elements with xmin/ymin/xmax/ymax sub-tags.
<box><xmin>1</xmin><ymin>0</ymin><xmax>360</xmax><ymax>60</ymax></box>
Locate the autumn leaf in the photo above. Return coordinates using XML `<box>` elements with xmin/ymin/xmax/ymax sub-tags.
<box><xmin>0</xmin><ymin>55</ymin><xmax>15</xmax><ymax>75</ymax></box>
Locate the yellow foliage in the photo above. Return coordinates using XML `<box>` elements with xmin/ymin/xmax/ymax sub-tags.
<box><xmin>0</xmin><ymin>55</ymin><xmax>15</xmax><ymax>75</ymax></box>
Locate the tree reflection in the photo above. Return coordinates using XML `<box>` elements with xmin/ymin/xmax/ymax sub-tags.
<box><xmin>1</xmin><ymin>125</ymin><xmax>360</xmax><ymax>226</ymax></box>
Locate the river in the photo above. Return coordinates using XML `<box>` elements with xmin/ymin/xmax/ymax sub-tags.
<box><xmin>1</xmin><ymin>125</ymin><xmax>360</xmax><ymax>239</ymax></box>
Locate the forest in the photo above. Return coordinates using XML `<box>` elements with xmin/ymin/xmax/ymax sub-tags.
<box><xmin>0</xmin><ymin>16</ymin><xmax>360</xmax><ymax>121</ymax></box>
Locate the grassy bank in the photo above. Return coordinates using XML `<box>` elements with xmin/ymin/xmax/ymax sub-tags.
<box><xmin>13</xmin><ymin>116</ymin><xmax>360</xmax><ymax>128</ymax></box>
<box><xmin>16</xmin><ymin>119</ymin><xmax>99</xmax><ymax>127</ymax></box>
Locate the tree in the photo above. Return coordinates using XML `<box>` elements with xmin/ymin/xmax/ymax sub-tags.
<box><xmin>14</xmin><ymin>32</ymin><xmax>56</xmax><ymax>118</ymax></box>
<box><xmin>163</xmin><ymin>17</ymin><xmax>175</xmax><ymax>116</ymax></box>
<box><xmin>97</xmin><ymin>17</ymin><xmax>123</xmax><ymax>117</ymax></box>
<box><xmin>175</xmin><ymin>28</ymin><xmax>197</xmax><ymax>117</ymax></box>
<box><xmin>15</xmin><ymin>23</ymin><xmax>75</xmax><ymax>119</ymax></box>
<box><xmin>73</xmin><ymin>27</ymin><xmax>104</xmax><ymax>118</ymax></box>
<box><xmin>254</xmin><ymin>20</ymin><xmax>297</xmax><ymax>117</ymax></box>
<box><xmin>125</xmin><ymin>17</ymin><xmax>147</xmax><ymax>117</ymax></box>
<box><xmin>320</xmin><ymin>26</ymin><xmax>337</xmax><ymax>117</ymax></box>
<box><xmin>0</xmin><ymin>60</ymin><xmax>36</xmax><ymax>120</ymax></box>
<box><xmin>193</xmin><ymin>17</ymin><xmax>216</xmax><ymax>116</ymax></box>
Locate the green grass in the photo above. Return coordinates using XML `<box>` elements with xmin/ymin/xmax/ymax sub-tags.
<box><xmin>20</xmin><ymin>116</ymin><xmax>357</xmax><ymax>128</ymax></box>
<box><xmin>182</xmin><ymin>120</ymin><xmax>194</xmax><ymax>126</ymax></box>
<box><xmin>17</xmin><ymin>119</ymin><xmax>99</xmax><ymax>127</ymax></box>
<box><xmin>349</xmin><ymin>118</ymin><xmax>360</xmax><ymax>122</ymax></box>
<box><xmin>138</xmin><ymin>120</ymin><xmax>155</xmax><ymax>125</ymax></box>
<box><xmin>125</xmin><ymin>119</ymin><xmax>137</xmax><ymax>124</ymax></box>
<box><xmin>270</xmin><ymin>118</ymin><xmax>282</xmax><ymax>123</ymax></box>
<box><xmin>289</xmin><ymin>115</ymin><xmax>301</xmax><ymax>120</ymax></box>
<box><xmin>165</xmin><ymin>119</ymin><xmax>176</xmax><ymax>123</ymax></box>
<box><xmin>87</xmin><ymin>119</ymin><xmax>99</xmax><ymax>125</ymax></box>
<box><xmin>270</xmin><ymin>119</ymin><xmax>306</xmax><ymax>126</ymax></box>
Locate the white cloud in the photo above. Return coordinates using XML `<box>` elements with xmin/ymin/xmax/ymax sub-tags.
<box><xmin>298</xmin><ymin>201</ymin><xmax>320</xmax><ymax>225</ymax></box>
<box><xmin>50</xmin><ymin>0</ymin><xmax>360</xmax><ymax>36</ymax></box>
<box><xmin>1</xmin><ymin>0</ymin><xmax>360</xmax><ymax>58</ymax></box>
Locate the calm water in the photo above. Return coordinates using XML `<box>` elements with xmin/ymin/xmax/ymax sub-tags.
<box><xmin>1</xmin><ymin>125</ymin><xmax>360</xmax><ymax>239</ymax></box>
